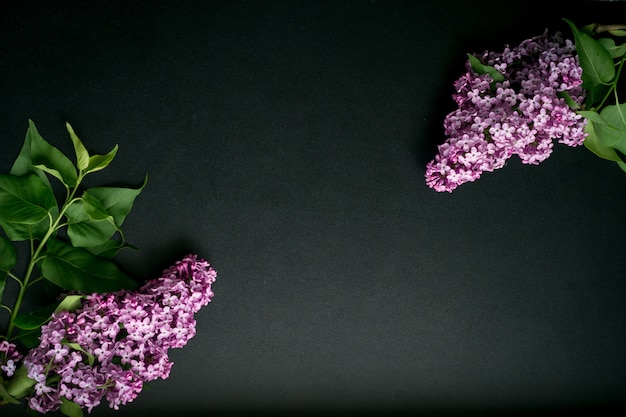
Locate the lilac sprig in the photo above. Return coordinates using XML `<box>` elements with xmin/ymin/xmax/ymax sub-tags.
<box><xmin>425</xmin><ymin>30</ymin><xmax>588</xmax><ymax>192</ymax></box>
<box><xmin>18</xmin><ymin>254</ymin><xmax>216</xmax><ymax>414</ymax></box>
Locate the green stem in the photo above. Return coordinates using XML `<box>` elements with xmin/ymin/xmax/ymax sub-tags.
<box><xmin>27</xmin><ymin>276</ymin><xmax>44</xmax><ymax>288</ymax></box>
<box><xmin>6</xmin><ymin>271</ymin><xmax>21</xmax><ymax>283</ymax></box>
<box><xmin>613</xmin><ymin>57</ymin><xmax>624</xmax><ymax>101</ymax></box>
<box><xmin>5</xmin><ymin>175</ymin><xmax>84</xmax><ymax>340</ymax></box>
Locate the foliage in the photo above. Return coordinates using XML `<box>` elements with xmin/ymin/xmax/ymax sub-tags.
<box><xmin>0</xmin><ymin>120</ymin><xmax>146</xmax><ymax>414</ymax></box>
<box><xmin>563</xmin><ymin>19</ymin><xmax>626</xmax><ymax>173</ymax></box>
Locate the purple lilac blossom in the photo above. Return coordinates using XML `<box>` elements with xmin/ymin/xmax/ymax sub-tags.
<box><xmin>21</xmin><ymin>254</ymin><xmax>216</xmax><ymax>414</ymax></box>
<box><xmin>425</xmin><ymin>30</ymin><xmax>587</xmax><ymax>192</ymax></box>
<box><xmin>1</xmin><ymin>340</ymin><xmax>22</xmax><ymax>378</ymax></box>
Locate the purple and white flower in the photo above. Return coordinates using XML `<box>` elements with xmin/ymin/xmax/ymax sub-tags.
<box><xmin>426</xmin><ymin>30</ymin><xmax>587</xmax><ymax>192</ymax></box>
<box><xmin>21</xmin><ymin>254</ymin><xmax>216</xmax><ymax>413</ymax></box>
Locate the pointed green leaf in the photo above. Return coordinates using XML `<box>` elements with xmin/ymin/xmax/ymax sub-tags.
<box><xmin>0</xmin><ymin>174</ymin><xmax>56</xmax><ymax>224</ymax></box>
<box><xmin>564</xmin><ymin>19</ymin><xmax>615</xmax><ymax>93</ymax></box>
<box><xmin>41</xmin><ymin>238</ymin><xmax>138</xmax><ymax>292</ymax></box>
<box><xmin>54</xmin><ymin>294</ymin><xmax>85</xmax><ymax>314</ymax></box>
<box><xmin>27</xmin><ymin>120</ymin><xmax>78</xmax><ymax>187</ymax></box>
<box><xmin>66</xmin><ymin>122</ymin><xmax>90</xmax><ymax>171</ymax></box>
<box><xmin>60</xmin><ymin>397</ymin><xmax>83</xmax><ymax>417</ymax></box>
<box><xmin>86</xmin><ymin>174</ymin><xmax>147</xmax><ymax>227</ymax></box>
<box><xmin>86</xmin><ymin>145</ymin><xmax>118</xmax><ymax>175</ymax></box>
<box><xmin>65</xmin><ymin>201</ymin><xmax>117</xmax><ymax>248</ymax></box>
<box><xmin>5</xmin><ymin>121</ymin><xmax>64</xmax><ymax>240</ymax></box>
<box><xmin>10</xmin><ymin>122</ymin><xmax>52</xmax><ymax>187</ymax></box>
<box><xmin>467</xmin><ymin>53</ymin><xmax>505</xmax><ymax>83</ymax></box>
<box><xmin>2</xmin><ymin>129</ymin><xmax>59</xmax><ymax>240</ymax></box>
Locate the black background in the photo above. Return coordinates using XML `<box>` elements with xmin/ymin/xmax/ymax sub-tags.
<box><xmin>2</xmin><ymin>1</ymin><xmax>626</xmax><ymax>416</ymax></box>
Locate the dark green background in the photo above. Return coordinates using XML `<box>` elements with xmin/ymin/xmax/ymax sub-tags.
<box><xmin>1</xmin><ymin>1</ymin><xmax>626</xmax><ymax>416</ymax></box>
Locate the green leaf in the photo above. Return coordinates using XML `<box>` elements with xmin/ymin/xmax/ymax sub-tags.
<box><xmin>0</xmin><ymin>236</ymin><xmax>17</xmax><ymax>304</ymax></box>
<box><xmin>0</xmin><ymin>382</ymin><xmax>21</xmax><ymax>405</ymax></box>
<box><xmin>66</xmin><ymin>122</ymin><xmax>90</xmax><ymax>171</ymax></box>
<box><xmin>14</xmin><ymin>303</ymin><xmax>57</xmax><ymax>330</ymax></box>
<box><xmin>597</xmin><ymin>38</ymin><xmax>626</xmax><ymax>59</ymax></box>
<box><xmin>11</xmin><ymin>328</ymin><xmax>42</xmax><ymax>349</ymax></box>
<box><xmin>578</xmin><ymin>110</ymin><xmax>625</xmax><ymax>147</ymax></box>
<box><xmin>41</xmin><ymin>238</ymin><xmax>138</xmax><ymax>292</ymax></box>
<box><xmin>27</xmin><ymin>119</ymin><xmax>78</xmax><ymax>188</ymax></box>
<box><xmin>85</xmin><ymin>144</ymin><xmax>118</xmax><ymax>175</ymax></box>
<box><xmin>4</xmin><ymin>365</ymin><xmax>36</xmax><ymax>399</ymax></box>
<box><xmin>600</xmin><ymin>103</ymin><xmax>626</xmax><ymax>133</ymax></box>
<box><xmin>564</xmin><ymin>19</ymin><xmax>615</xmax><ymax>102</ymax></box>
<box><xmin>0</xmin><ymin>175</ymin><xmax>57</xmax><ymax>241</ymax></box>
<box><xmin>10</xmin><ymin>123</ymin><xmax>52</xmax><ymax>187</ymax></box>
<box><xmin>85</xmin><ymin>240</ymin><xmax>138</xmax><ymax>259</ymax></box>
<box><xmin>580</xmin><ymin>23</ymin><xmax>596</xmax><ymax>35</ymax></box>
<box><xmin>0</xmin><ymin>235</ymin><xmax>17</xmax><ymax>272</ymax></box>
<box><xmin>14</xmin><ymin>294</ymin><xmax>87</xmax><ymax>331</ymax></box>
<box><xmin>54</xmin><ymin>294</ymin><xmax>85</xmax><ymax>314</ymax></box>
<box><xmin>3</xmin><ymin>125</ymin><xmax>59</xmax><ymax>240</ymax></box>
<box><xmin>466</xmin><ymin>53</ymin><xmax>505</xmax><ymax>83</ymax></box>
<box><xmin>0</xmin><ymin>216</ymin><xmax>51</xmax><ymax>242</ymax></box>
<box><xmin>65</xmin><ymin>200</ymin><xmax>117</xmax><ymax>248</ymax></box>
<box><xmin>599</xmin><ymin>104</ymin><xmax>626</xmax><ymax>156</ymax></box>
<box><xmin>586</xmin><ymin>83</ymin><xmax>612</xmax><ymax>108</ymax></box>
<box><xmin>60</xmin><ymin>397</ymin><xmax>83</xmax><ymax>417</ymax></box>
<box><xmin>557</xmin><ymin>90</ymin><xmax>581</xmax><ymax>110</ymax></box>
<box><xmin>81</xmin><ymin>191</ymin><xmax>113</xmax><ymax>221</ymax></box>
<box><xmin>583</xmin><ymin>118</ymin><xmax>621</xmax><ymax>161</ymax></box>
<box><xmin>0</xmin><ymin>174</ymin><xmax>57</xmax><ymax>224</ymax></box>
<box><xmin>86</xmin><ymin>174</ymin><xmax>148</xmax><ymax>227</ymax></box>
<box><xmin>61</xmin><ymin>339</ymin><xmax>95</xmax><ymax>366</ymax></box>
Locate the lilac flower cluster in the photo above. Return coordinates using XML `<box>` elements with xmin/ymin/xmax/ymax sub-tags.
<box><xmin>1</xmin><ymin>340</ymin><xmax>22</xmax><ymax>379</ymax></box>
<box><xmin>21</xmin><ymin>254</ymin><xmax>216</xmax><ymax>414</ymax></box>
<box><xmin>425</xmin><ymin>30</ymin><xmax>588</xmax><ymax>192</ymax></box>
